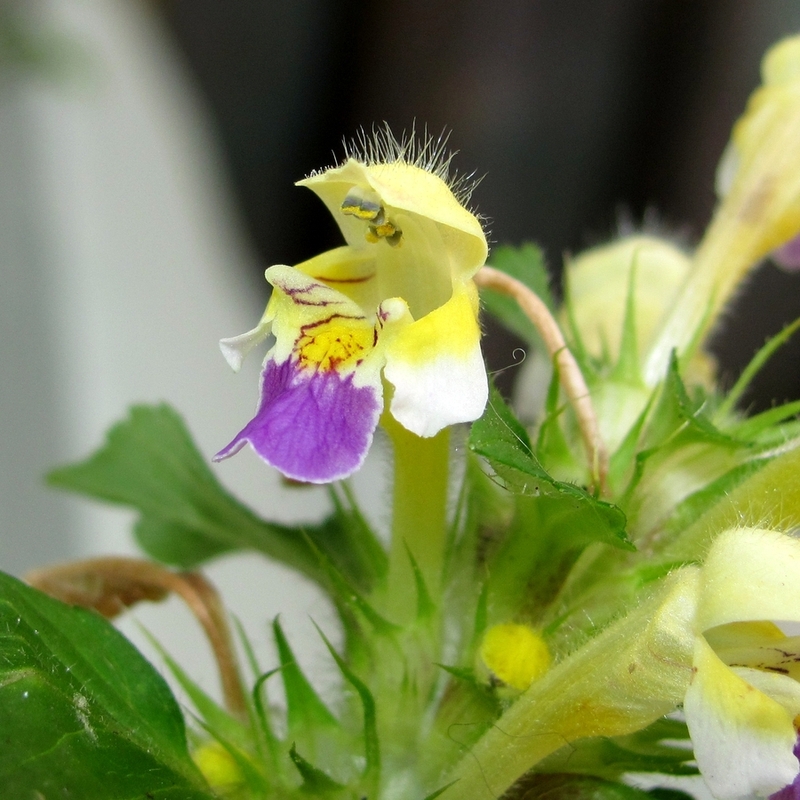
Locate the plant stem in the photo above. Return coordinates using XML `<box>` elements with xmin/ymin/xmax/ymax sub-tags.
<box><xmin>384</xmin><ymin>417</ymin><xmax>450</xmax><ymax>622</ymax></box>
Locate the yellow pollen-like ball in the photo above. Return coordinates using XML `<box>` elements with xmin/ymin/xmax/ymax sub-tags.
<box><xmin>479</xmin><ymin>623</ymin><xmax>552</xmax><ymax>691</ymax></box>
<box><xmin>193</xmin><ymin>741</ymin><xmax>243</xmax><ymax>789</ymax></box>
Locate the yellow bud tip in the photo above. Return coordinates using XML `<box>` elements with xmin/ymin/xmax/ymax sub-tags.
<box><xmin>193</xmin><ymin>741</ymin><xmax>243</xmax><ymax>789</ymax></box>
<box><xmin>762</xmin><ymin>35</ymin><xmax>800</xmax><ymax>85</ymax></box>
<box><xmin>479</xmin><ymin>623</ymin><xmax>552</xmax><ymax>691</ymax></box>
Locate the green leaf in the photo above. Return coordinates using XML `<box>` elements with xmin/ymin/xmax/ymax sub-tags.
<box><xmin>661</xmin><ymin>459</ymin><xmax>770</xmax><ymax>539</ymax></box>
<box><xmin>251</xmin><ymin>667</ymin><xmax>285</xmax><ymax>772</ymax></box>
<box><xmin>404</xmin><ymin>543</ymin><xmax>436</xmax><ymax>621</ymax></box>
<box><xmin>606</xmin><ymin>393</ymin><xmax>653</xmax><ymax>494</ymax></box>
<box><xmin>289</xmin><ymin>744</ymin><xmax>346</xmax><ymax>794</ymax></box>
<box><xmin>482</xmin><ymin>243</ymin><xmax>554</xmax><ymax>345</ymax></box>
<box><xmin>273</xmin><ymin>618</ymin><xmax>338</xmax><ymax>735</ymax></box>
<box><xmin>535</xmin><ymin>361</ymin><xmax>583</xmax><ymax>479</ymax></box>
<box><xmin>0</xmin><ymin>571</ymin><xmax>214</xmax><ymax>798</ymax></box>
<box><xmin>726</xmin><ymin>398</ymin><xmax>800</xmax><ymax>442</ymax></box>
<box><xmin>314</xmin><ymin>624</ymin><xmax>380</xmax><ymax>790</ymax></box>
<box><xmin>300</xmin><ymin>532</ymin><xmax>400</xmax><ymax>636</ymax></box>
<box><xmin>609</xmin><ymin>252</ymin><xmax>643</xmax><ymax>384</ymax></box>
<box><xmin>470</xmin><ymin>384</ymin><xmax>630</xmax><ymax>620</ymax></box>
<box><xmin>143</xmin><ymin>629</ymin><xmax>251</xmax><ymax>751</ymax></box>
<box><xmin>715</xmin><ymin>317</ymin><xmax>800</xmax><ymax>419</ymax></box>
<box><xmin>535</xmin><ymin>718</ymin><xmax>696</xmax><ymax>780</ymax></box>
<box><xmin>312</xmin><ymin>486</ymin><xmax>387</xmax><ymax>591</ymax></box>
<box><xmin>46</xmin><ymin>404</ymin><xmax>359</xmax><ymax>589</ymax></box>
<box><xmin>662</xmin><ymin>443</ymin><xmax>800</xmax><ymax>562</ymax></box>
<box><xmin>643</xmin><ymin>353</ymin><xmax>737</xmax><ymax>451</ymax></box>
<box><xmin>469</xmin><ymin>384</ymin><xmax>629</xmax><ymax>551</ymax></box>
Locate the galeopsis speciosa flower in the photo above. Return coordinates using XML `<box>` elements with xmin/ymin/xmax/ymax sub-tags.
<box><xmin>215</xmin><ymin>134</ymin><xmax>488</xmax><ymax>483</ymax></box>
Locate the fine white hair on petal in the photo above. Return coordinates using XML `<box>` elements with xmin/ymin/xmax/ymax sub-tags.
<box><xmin>309</xmin><ymin>121</ymin><xmax>484</xmax><ymax>211</ymax></box>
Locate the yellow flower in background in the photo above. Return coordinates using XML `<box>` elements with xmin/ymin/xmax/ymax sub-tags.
<box><xmin>715</xmin><ymin>35</ymin><xmax>800</xmax><ymax>261</ymax></box>
<box><xmin>215</xmin><ymin>131</ymin><xmax>489</xmax><ymax>482</ymax></box>
<box><xmin>644</xmin><ymin>34</ymin><xmax>800</xmax><ymax>385</ymax></box>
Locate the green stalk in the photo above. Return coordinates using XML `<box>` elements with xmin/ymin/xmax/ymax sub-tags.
<box><xmin>383</xmin><ymin>416</ymin><xmax>450</xmax><ymax>622</ymax></box>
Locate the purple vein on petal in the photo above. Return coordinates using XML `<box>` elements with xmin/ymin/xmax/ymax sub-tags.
<box><xmin>214</xmin><ymin>357</ymin><xmax>382</xmax><ymax>483</ymax></box>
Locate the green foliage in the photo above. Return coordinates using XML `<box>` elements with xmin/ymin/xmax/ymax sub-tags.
<box><xmin>536</xmin><ymin>718</ymin><xmax>696</xmax><ymax>779</ymax></box>
<box><xmin>315</xmin><ymin>625</ymin><xmax>380</xmax><ymax>794</ymax></box>
<box><xmin>469</xmin><ymin>384</ymin><xmax>629</xmax><ymax>551</ymax></box>
<box><xmin>0</xmin><ymin>572</ymin><xmax>214</xmax><ymax>798</ymax></box>
<box><xmin>467</xmin><ymin>383</ymin><xmax>630</xmax><ymax>625</ymax></box>
<box><xmin>273</xmin><ymin>618</ymin><xmax>339</xmax><ymax>737</ymax></box>
<box><xmin>48</xmin><ymin>404</ymin><xmax>386</xmax><ymax>592</ymax></box>
<box><xmin>289</xmin><ymin>744</ymin><xmax>347</xmax><ymax>794</ymax></box>
<box><xmin>714</xmin><ymin>317</ymin><xmax>800</xmax><ymax>418</ymax></box>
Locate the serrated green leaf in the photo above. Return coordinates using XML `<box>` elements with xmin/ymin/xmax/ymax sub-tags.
<box><xmin>0</xmin><ymin>572</ymin><xmax>214</xmax><ymax>798</ymax></box>
<box><xmin>481</xmin><ymin>243</ymin><xmax>554</xmax><ymax>345</ymax></box>
<box><xmin>470</xmin><ymin>385</ymin><xmax>630</xmax><ymax>551</ymax></box>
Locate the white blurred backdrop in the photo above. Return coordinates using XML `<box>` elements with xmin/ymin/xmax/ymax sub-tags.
<box><xmin>0</xmin><ymin>0</ymin><xmax>375</xmax><ymax>703</ymax></box>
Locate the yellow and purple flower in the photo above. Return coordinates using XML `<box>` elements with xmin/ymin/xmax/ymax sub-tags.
<box><xmin>214</xmin><ymin>133</ymin><xmax>489</xmax><ymax>483</ymax></box>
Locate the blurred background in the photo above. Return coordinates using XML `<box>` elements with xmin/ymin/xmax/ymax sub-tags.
<box><xmin>2</xmin><ymin>0</ymin><xmax>800</xmax><ymax>696</ymax></box>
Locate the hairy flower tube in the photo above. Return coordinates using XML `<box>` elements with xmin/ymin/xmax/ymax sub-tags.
<box><xmin>214</xmin><ymin>136</ymin><xmax>489</xmax><ymax>482</ymax></box>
